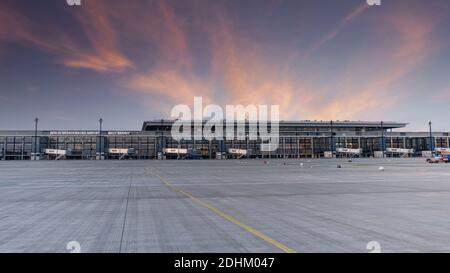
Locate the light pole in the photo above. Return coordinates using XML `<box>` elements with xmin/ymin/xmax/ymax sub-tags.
<box><xmin>429</xmin><ymin>121</ymin><xmax>434</xmax><ymax>156</ymax></box>
<box><xmin>381</xmin><ymin>121</ymin><xmax>385</xmax><ymax>158</ymax></box>
<box><xmin>34</xmin><ymin>118</ymin><xmax>39</xmax><ymax>160</ymax></box>
<box><xmin>99</xmin><ymin>118</ymin><xmax>103</xmax><ymax>160</ymax></box>
<box><xmin>330</xmin><ymin>120</ymin><xmax>334</xmax><ymax>156</ymax></box>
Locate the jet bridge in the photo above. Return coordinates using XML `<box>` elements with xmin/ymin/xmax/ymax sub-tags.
<box><xmin>336</xmin><ymin>148</ymin><xmax>362</xmax><ymax>158</ymax></box>
<box><xmin>386</xmin><ymin>148</ymin><xmax>414</xmax><ymax>158</ymax></box>
<box><xmin>44</xmin><ymin>149</ymin><xmax>71</xmax><ymax>160</ymax></box>
<box><xmin>108</xmin><ymin>148</ymin><xmax>136</xmax><ymax>160</ymax></box>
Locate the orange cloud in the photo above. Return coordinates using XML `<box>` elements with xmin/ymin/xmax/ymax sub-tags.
<box><xmin>123</xmin><ymin>2</ymin><xmax>377</xmax><ymax>120</ymax></box>
<box><xmin>127</xmin><ymin>68</ymin><xmax>213</xmax><ymax>109</ymax></box>
<box><xmin>203</xmin><ymin>3</ymin><xmax>373</xmax><ymax>121</ymax></box>
<box><xmin>99</xmin><ymin>0</ymin><xmax>191</xmax><ymax>69</ymax></box>
<box><xmin>208</xmin><ymin>17</ymin><xmax>297</xmax><ymax>118</ymax></box>
<box><xmin>302</xmin><ymin>9</ymin><xmax>442</xmax><ymax>120</ymax></box>
<box><xmin>1</xmin><ymin>1</ymin><xmax>445</xmax><ymax>122</ymax></box>
<box><xmin>121</xmin><ymin>0</ymin><xmax>207</xmax><ymax>110</ymax></box>
<box><xmin>0</xmin><ymin>2</ymin><xmax>133</xmax><ymax>73</ymax></box>
<box><xmin>123</xmin><ymin>2</ymin><xmax>305</xmax><ymax>119</ymax></box>
<box><xmin>62</xmin><ymin>0</ymin><xmax>134</xmax><ymax>72</ymax></box>
<box><xmin>205</xmin><ymin>4</ymin><xmax>377</xmax><ymax>121</ymax></box>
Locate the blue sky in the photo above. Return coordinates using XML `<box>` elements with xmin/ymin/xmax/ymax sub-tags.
<box><xmin>0</xmin><ymin>0</ymin><xmax>450</xmax><ymax>131</ymax></box>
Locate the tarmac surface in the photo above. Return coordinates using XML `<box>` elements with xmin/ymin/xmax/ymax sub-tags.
<box><xmin>1</xmin><ymin>158</ymin><xmax>450</xmax><ymax>253</ymax></box>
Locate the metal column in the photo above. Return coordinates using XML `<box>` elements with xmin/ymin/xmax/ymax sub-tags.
<box><xmin>381</xmin><ymin>121</ymin><xmax>385</xmax><ymax>158</ymax></box>
<box><xmin>246</xmin><ymin>138</ymin><xmax>249</xmax><ymax>158</ymax></box>
<box><xmin>34</xmin><ymin>118</ymin><xmax>38</xmax><ymax>160</ymax></box>
<box><xmin>2</xmin><ymin>138</ymin><xmax>6</xmax><ymax>160</ymax></box>
<box><xmin>330</xmin><ymin>121</ymin><xmax>335</xmax><ymax>155</ymax></box>
<box><xmin>138</xmin><ymin>137</ymin><xmax>141</xmax><ymax>160</ymax></box>
<box><xmin>209</xmin><ymin>140</ymin><xmax>212</xmax><ymax>159</ymax></box>
<box><xmin>429</xmin><ymin>121</ymin><xmax>434</xmax><ymax>156</ymax></box>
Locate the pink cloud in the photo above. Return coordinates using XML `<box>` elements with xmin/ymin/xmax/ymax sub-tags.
<box><xmin>0</xmin><ymin>2</ymin><xmax>133</xmax><ymax>73</ymax></box>
<box><xmin>300</xmin><ymin>8</ymin><xmax>443</xmax><ymax>120</ymax></box>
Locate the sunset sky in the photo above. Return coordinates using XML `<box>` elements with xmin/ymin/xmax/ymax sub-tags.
<box><xmin>1</xmin><ymin>0</ymin><xmax>450</xmax><ymax>131</ymax></box>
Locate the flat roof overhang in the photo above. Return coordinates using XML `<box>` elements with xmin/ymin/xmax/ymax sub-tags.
<box><xmin>142</xmin><ymin>120</ymin><xmax>408</xmax><ymax>131</ymax></box>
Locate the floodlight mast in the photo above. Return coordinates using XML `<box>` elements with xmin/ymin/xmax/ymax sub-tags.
<box><xmin>34</xmin><ymin>118</ymin><xmax>38</xmax><ymax>160</ymax></box>
<box><xmin>429</xmin><ymin>121</ymin><xmax>434</xmax><ymax>156</ymax></box>
<box><xmin>99</xmin><ymin>118</ymin><xmax>103</xmax><ymax>160</ymax></box>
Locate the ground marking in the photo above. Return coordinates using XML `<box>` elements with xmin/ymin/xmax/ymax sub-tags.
<box><xmin>153</xmin><ymin>171</ymin><xmax>296</xmax><ymax>253</ymax></box>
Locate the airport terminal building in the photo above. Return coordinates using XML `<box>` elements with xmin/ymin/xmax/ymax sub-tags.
<box><xmin>0</xmin><ymin>120</ymin><xmax>449</xmax><ymax>160</ymax></box>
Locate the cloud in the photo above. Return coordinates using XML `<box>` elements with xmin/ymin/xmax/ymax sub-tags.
<box><xmin>208</xmin><ymin>16</ymin><xmax>298</xmax><ymax>118</ymax></box>
<box><xmin>62</xmin><ymin>1</ymin><xmax>134</xmax><ymax>72</ymax></box>
<box><xmin>205</xmin><ymin>3</ymin><xmax>381</xmax><ymax>121</ymax></box>
<box><xmin>0</xmin><ymin>1</ymin><xmax>381</xmax><ymax>120</ymax></box>
<box><xmin>122</xmin><ymin>1</ymin><xmax>304</xmax><ymax>118</ymax></box>
<box><xmin>1</xmin><ymin>0</ymin><xmax>447</xmax><ymax>123</ymax></box>
<box><xmin>126</xmin><ymin>1</ymin><xmax>428</xmax><ymax>121</ymax></box>
<box><xmin>304</xmin><ymin>3</ymin><xmax>369</xmax><ymax>58</ymax></box>
<box><xmin>121</xmin><ymin>0</ymin><xmax>209</xmax><ymax>110</ymax></box>
<box><xmin>300</xmin><ymin>7</ymin><xmax>443</xmax><ymax>120</ymax></box>
<box><xmin>127</xmin><ymin>68</ymin><xmax>213</xmax><ymax>111</ymax></box>
<box><xmin>0</xmin><ymin>2</ymin><xmax>133</xmax><ymax>73</ymax></box>
<box><xmin>97</xmin><ymin>0</ymin><xmax>191</xmax><ymax>69</ymax></box>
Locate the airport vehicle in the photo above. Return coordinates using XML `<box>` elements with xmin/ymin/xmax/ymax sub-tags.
<box><xmin>426</xmin><ymin>154</ymin><xmax>449</xmax><ymax>163</ymax></box>
<box><xmin>427</xmin><ymin>157</ymin><xmax>441</xmax><ymax>163</ymax></box>
<box><xmin>441</xmin><ymin>152</ymin><xmax>450</xmax><ymax>163</ymax></box>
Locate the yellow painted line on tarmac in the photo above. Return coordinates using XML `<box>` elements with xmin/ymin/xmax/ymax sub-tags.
<box><xmin>153</xmin><ymin>172</ymin><xmax>296</xmax><ymax>253</ymax></box>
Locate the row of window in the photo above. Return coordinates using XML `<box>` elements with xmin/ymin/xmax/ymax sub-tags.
<box><xmin>1</xmin><ymin>137</ymin><xmax>448</xmax><ymax>155</ymax></box>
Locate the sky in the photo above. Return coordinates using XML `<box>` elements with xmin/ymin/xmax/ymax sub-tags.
<box><xmin>0</xmin><ymin>0</ymin><xmax>450</xmax><ymax>131</ymax></box>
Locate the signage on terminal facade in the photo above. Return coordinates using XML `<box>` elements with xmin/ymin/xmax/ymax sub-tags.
<box><xmin>49</xmin><ymin>131</ymin><xmax>132</xmax><ymax>135</ymax></box>
<box><xmin>50</xmin><ymin>131</ymin><xmax>98</xmax><ymax>135</ymax></box>
<box><xmin>107</xmin><ymin>132</ymin><xmax>132</xmax><ymax>135</ymax></box>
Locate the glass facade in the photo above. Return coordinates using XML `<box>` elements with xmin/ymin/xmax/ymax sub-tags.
<box><xmin>0</xmin><ymin>121</ymin><xmax>449</xmax><ymax>160</ymax></box>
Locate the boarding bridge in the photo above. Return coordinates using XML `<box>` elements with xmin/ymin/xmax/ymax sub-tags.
<box><xmin>44</xmin><ymin>149</ymin><xmax>70</xmax><ymax>160</ymax></box>
<box><xmin>164</xmin><ymin>148</ymin><xmax>188</xmax><ymax>159</ymax></box>
<box><xmin>336</xmin><ymin>148</ymin><xmax>362</xmax><ymax>158</ymax></box>
<box><xmin>108</xmin><ymin>148</ymin><xmax>135</xmax><ymax>160</ymax></box>
<box><xmin>386</xmin><ymin>148</ymin><xmax>414</xmax><ymax>158</ymax></box>
<box><xmin>228</xmin><ymin>149</ymin><xmax>248</xmax><ymax>159</ymax></box>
